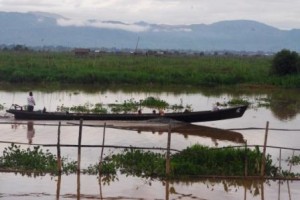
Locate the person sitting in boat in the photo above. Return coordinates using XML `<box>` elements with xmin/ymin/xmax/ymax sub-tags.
<box><xmin>27</xmin><ymin>91</ymin><xmax>36</xmax><ymax>112</ymax></box>
<box><xmin>212</xmin><ymin>102</ymin><xmax>220</xmax><ymax>111</ymax></box>
<box><xmin>138</xmin><ymin>109</ymin><xmax>142</xmax><ymax>114</ymax></box>
<box><xmin>159</xmin><ymin>109</ymin><xmax>165</xmax><ymax>116</ymax></box>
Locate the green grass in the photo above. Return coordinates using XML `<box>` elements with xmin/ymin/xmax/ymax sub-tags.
<box><xmin>0</xmin><ymin>51</ymin><xmax>299</xmax><ymax>88</ymax></box>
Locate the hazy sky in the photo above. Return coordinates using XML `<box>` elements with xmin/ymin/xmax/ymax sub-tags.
<box><xmin>1</xmin><ymin>0</ymin><xmax>299</xmax><ymax>30</ymax></box>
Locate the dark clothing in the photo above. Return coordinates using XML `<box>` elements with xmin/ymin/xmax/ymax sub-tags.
<box><xmin>28</xmin><ymin>105</ymin><xmax>34</xmax><ymax>112</ymax></box>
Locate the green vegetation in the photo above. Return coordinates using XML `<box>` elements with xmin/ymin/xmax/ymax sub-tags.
<box><xmin>227</xmin><ymin>98</ymin><xmax>251</xmax><ymax>106</ymax></box>
<box><xmin>272</xmin><ymin>49</ymin><xmax>300</xmax><ymax>76</ymax></box>
<box><xmin>287</xmin><ymin>154</ymin><xmax>300</xmax><ymax>166</ymax></box>
<box><xmin>1</xmin><ymin>144</ymin><xmax>299</xmax><ymax>179</ymax></box>
<box><xmin>0</xmin><ymin>144</ymin><xmax>77</xmax><ymax>175</ymax></box>
<box><xmin>0</xmin><ymin>51</ymin><xmax>299</xmax><ymax>88</ymax></box>
<box><xmin>57</xmin><ymin>96</ymin><xmax>190</xmax><ymax>113</ymax></box>
<box><xmin>109</xmin><ymin>148</ymin><xmax>166</xmax><ymax>178</ymax></box>
<box><xmin>108</xmin><ymin>145</ymin><xmax>279</xmax><ymax>178</ymax></box>
<box><xmin>140</xmin><ymin>96</ymin><xmax>169</xmax><ymax>109</ymax></box>
<box><xmin>170</xmin><ymin>145</ymin><xmax>276</xmax><ymax>177</ymax></box>
<box><xmin>108</xmin><ymin>98</ymin><xmax>141</xmax><ymax>113</ymax></box>
<box><xmin>0</xmin><ymin>103</ymin><xmax>4</xmax><ymax>110</ymax></box>
<box><xmin>69</xmin><ymin>103</ymin><xmax>108</xmax><ymax>114</ymax></box>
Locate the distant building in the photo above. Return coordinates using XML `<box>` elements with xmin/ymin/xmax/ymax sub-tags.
<box><xmin>73</xmin><ymin>48</ymin><xmax>90</xmax><ymax>56</ymax></box>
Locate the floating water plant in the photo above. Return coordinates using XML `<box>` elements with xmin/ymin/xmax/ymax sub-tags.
<box><xmin>104</xmin><ymin>144</ymin><xmax>281</xmax><ymax>178</ymax></box>
<box><xmin>140</xmin><ymin>96</ymin><xmax>169</xmax><ymax>109</ymax></box>
<box><xmin>1</xmin><ymin>144</ymin><xmax>299</xmax><ymax>179</ymax></box>
<box><xmin>0</xmin><ymin>103</ymin><xmax>4</xmax><ymax>110</ymax></box>
<box><xmin>108</xmin><ymin>98</ymin><xmax>139</xmax><ymax>113</ymax></box>
<box><xmin>287</xmin><ymin>154</ymin><xmax>300</xmax><ymax>166</ymax></box>
<box><xmin>0</xmin><ymin>144</ymin><xmax>76</xmax><ymax>175</ymax></box>
<box><xmin>227</xmin><ymin>98</ymin><xmax>251</xmax><ymax>106</ymax></box>
<box><xmin>55</xmin><ymin>96</ymin><xmax>192</xmax><ymax>114</ymax></box>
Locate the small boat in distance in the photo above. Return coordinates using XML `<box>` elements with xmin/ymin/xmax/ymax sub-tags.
<box><xmin>6</xmin><ymin>105</ymin><xmax>248</xmax><ymax>123</ymax></box>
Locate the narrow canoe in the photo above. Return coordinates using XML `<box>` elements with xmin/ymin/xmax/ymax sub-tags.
<box><xmin>6</xmin><ymin>105</ymin><xmax>248</xmax><ymax>123</ymax></box>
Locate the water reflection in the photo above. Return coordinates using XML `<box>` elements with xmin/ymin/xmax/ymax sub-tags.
<box><xmin>269</xmin><ymin>95</ymin><xmax>300</xmax><ymax>121</ymax></box>
<box><xmin>111</xmin><ymin>121</ymin><xmax>245</xmax><ymax>144</ymax></box>
<box><xmin>27</xmin><ymin>121</ymin><xmax>35</xmax><ymax>144</ymax></box>
<box><xmin>80</xmin><ymin>173</ymin><xmax>267</xmax><ymax>200</ymax></box>
<box><xmin>71</xmin><ymin>173</ymin><xmax>295</xmax><ymax>200</ymax></box>
<box><xmin>1</xmin><ymin>120</ymin><xmax>299</xmax><ymax>199</ymax></box>
<box><xmin>166</xmin><ymin>179</ymin><xmax>264</xmax><ymax>200</ymax></box>
<box><xmin>1</xmin><ymin>172</ymin><xmax>297</xmax><ymax>200</ymax></box>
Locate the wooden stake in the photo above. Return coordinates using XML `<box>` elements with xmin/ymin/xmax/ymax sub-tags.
<box><xmin>289</xmin><ymin>150</ymin><xmax>295</xmax><ymax>173</ymax></box>
<box><xmin>244</xmin><ymin>140</ymin><xmax>248</xmax><ymax>177</ymax></box>
<box><xmin>279</xmin><ymin>148</ymin><xmax>282</xmax><ymax>171</ymax></box>
<box><xmin>278</xmin><ymin>148</ymin><xmax>282</xmax><ymax>200</ymax></box>
<box><xmin>57</xmin><ymin>121</ymin><xmax>62</xmax><ymax>173</ymax></box>
<box><xmin>166</xmin><ymin>122</ymin><xmax>171</xmax><ymax>176</ymax></box>
<box><xmin>77</xmin><ymin>119</ymin><xmax>83</xmax><ymax>200</ymax></box>
<box><xmin>261</xmin><ymin>121</ymin><xmax>269</xmax><ymax>177</ymax></box>
<box><xmin>56</xmin><ymin>122</ymin><xmax>62</xmax><ymax>200</ymax></box>
<box><xmin>99</xmin><ymin>122</ymin><xmax>106</xmax><ymax>199</ymax></box>
<box><xmin>165</xmin><ymin>179</ymin><xmax>170</xmax><ymax>200</ymax></box>
<box><xmin>261</xmin><ymin>182</ymin><xmax>265</xmax><ymax>200</ymax></box>
<box><xmin>77</xmin><ymin>119</ymin><xmax>83</xmax><ymax>171</ymax></box>
<box><xmin>99</xmin><ymin>122</ymin><xmax>106</xmax><ymax>166</ymax></box>
<box><xmin>56</xmin><ymin>170</ymin><xmax>61</xmax><ymax>200</ymax></box>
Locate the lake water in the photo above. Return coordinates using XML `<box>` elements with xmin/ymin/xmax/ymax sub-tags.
<box><xmin>0</xmin><ymin>87</ymin><xmax>299</xmax><ymax>199</ymax></box>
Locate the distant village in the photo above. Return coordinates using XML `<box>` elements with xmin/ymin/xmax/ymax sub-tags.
<box><xmin>0</xmin><ymin>44</ymin><xmax>275</xmax><ymax>57</ymax></box>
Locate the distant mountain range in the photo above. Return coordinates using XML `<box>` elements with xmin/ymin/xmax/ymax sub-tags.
<box><xmin>1</xmin><ymin>11</ymin><xmax>300</xmax><ymax>52</ymax></box>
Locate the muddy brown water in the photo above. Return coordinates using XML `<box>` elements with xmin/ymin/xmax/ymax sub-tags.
<box><xmin>0</xmin><ymin>88</ymin><xmax>300</xmax><ymax>199</ymax></box>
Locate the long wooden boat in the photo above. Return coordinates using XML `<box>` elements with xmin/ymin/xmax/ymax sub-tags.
<box><xmin>6</xmin><ymin>105</ymin><xmax>248</xmax><ymax>123</ymax></box>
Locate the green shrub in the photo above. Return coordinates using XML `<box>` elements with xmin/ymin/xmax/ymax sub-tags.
<box><xmin>0</xmin><ymin>144</ymin><xmax>77</xmax><ymax>175</ymax></box>
<box><xmin>272</xmin><ymin>49</ymin><xmax>299</xmax><ymax>76</ymax></box>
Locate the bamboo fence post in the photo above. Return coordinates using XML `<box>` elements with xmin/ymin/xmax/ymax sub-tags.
<box><xmin>165</xmin><ymin>179</ymin><xmax>170</xmax><ymax>200</ymax></box>
<box><xmin>56</xmin><ymin>122</ymin><xmax>62</xmax><ymax>200</ymax></box>
<box><xmin>261</xmin><ymin>121</ymin><xmax>269</xmax><ymax>177</ymax></box>
<box><xmin>56</xmin><ymin>172</ymin><xmax>62</xmax><ymax>200</ymax></box>
<box><xmin>165</xmin><ymin>122</ymin><xmax>171</xmax><ymax>200</ymax></box>
<box><xmin>261</xmin><ymin>182</ymin><xmax>265</xmax><ymax>200</ymax></box>
<box><xmin>166</xmin><ymin>122</ymin><xmax>171</xmax><ymax>176</ymax></box>
<box><xmin>277</xmin><ymin>148</ymin><xmax>282</xmax><ymax>200</ymax></box>
<box><xmin>289</xmin><ymin>150</ymin><xmax>295</xmax><ymax>173</ymax></box>
<box><xmin>244</xmin><ymin>140</ymin><xmax>248</xmax><ymax>177</ymax></box>
<box><xmin>285</xmin><ymin>149</ymin><xmax>294</xmax><ymax>200</ymax></box>
<box><xmin>57</xmin><ymin>121</ymin><xmax>62</xmax><ymax>173</ymax></box>
<box><xmin>99</xmin><ymin>123</ymin><xmax>106</xmax><ymax>167</ymax></box>
<box><xmin>77</xmin><ymin>119</ymin><xmax>83</xmax><ymax>171</ymax></box>
<box><xmin>287</xmin><ymin>181</ymin><xmax>292</xmax><ymax>200</ymax></box>
<box><xmin>244</xmin><ymin>185</ymin><xmax>247</xmax><ymax>200</ymax></box>
<box><xmin>99</xmin><ymin>122</ymin><xmax>106</xmax><ymax>199</ymax></box>
<box><xmin>279</xmin><ymin>148</ymin><xmax>282</xmax><ymax>171</ymax></box>
<box><xmin>77</xmin><ymin>119</ymin><xmax>83</xmax><ymax>200</ymax></box>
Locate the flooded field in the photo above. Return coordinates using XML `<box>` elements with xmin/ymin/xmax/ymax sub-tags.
<box><xmin>0</xmin><ymin>87</ymin><xmax>300</xmax><ymax>199</ymax></box>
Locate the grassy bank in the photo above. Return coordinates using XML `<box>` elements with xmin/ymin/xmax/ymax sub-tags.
<box><xmin>0</xmin><ymin>51</ymin><xmax>299</xmax><ymax>88</ymax></box>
